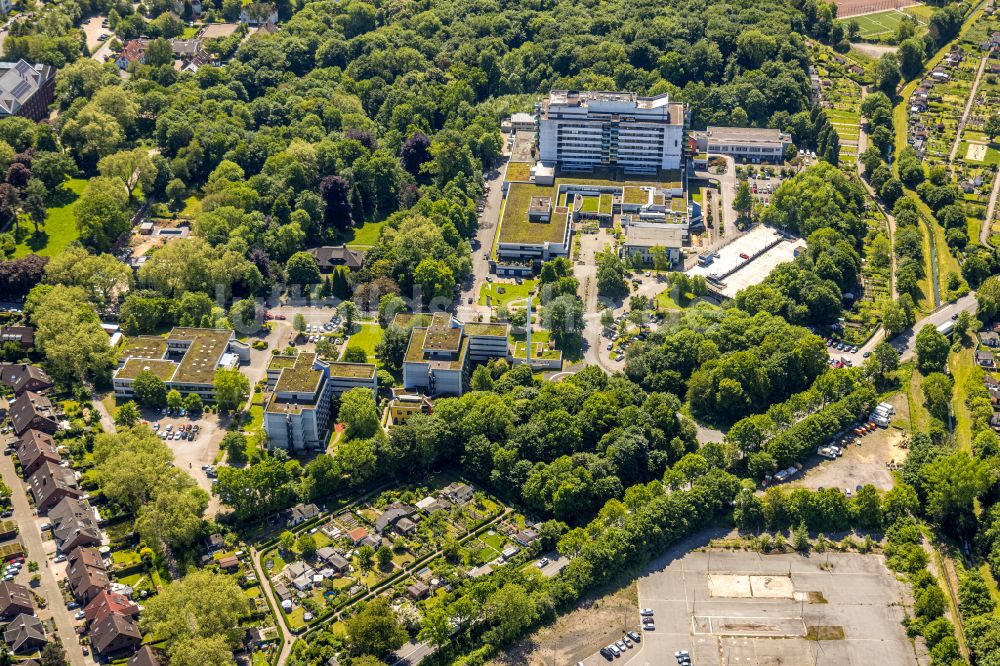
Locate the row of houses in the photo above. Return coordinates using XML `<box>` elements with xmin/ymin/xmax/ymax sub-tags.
<box><xmin>0</xmin><ymin>360</ymin><xmax>152</xmax><ymax>661</ymax></box>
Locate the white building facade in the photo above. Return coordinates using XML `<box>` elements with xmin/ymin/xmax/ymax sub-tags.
<box><xmin>538</xmin><ymin>91</ymin><xmax>685</xmax><ymax>173</ymax></box>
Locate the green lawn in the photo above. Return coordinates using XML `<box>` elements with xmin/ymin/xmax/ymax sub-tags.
<box><xmin>478</xmin><ymin>280</ymin><xmax>537</xmax><ymax>308</ymax></box>
<box><xmin>179</xmin><ymin>195</ymin><xmax>202</xmax><ymax>219</ymax></box>
<box><xmin>181</xmin><ymin>25</ymin><xmax>200</xmax><ymax>39</ymax></box>
<box><xmin>949</xmin><ymin>341</ymin><xmax>976</xmax><ymax>454</ymax></box>
<box><xmin>344</xmin><ymin>323</ymin><xmax>384</xmax><ymax>362</ymax></box>
<box><xmin>13</xmin><ymin>178</ymin><xmax>87</xmax><ymax>258</ymax></box>
<box><xmin>345</xmin><ymin>220</ymin><xmax>386</xmax><ymax>247</ymax></box>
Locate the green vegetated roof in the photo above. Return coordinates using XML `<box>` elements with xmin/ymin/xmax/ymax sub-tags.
<box><xmin>464</xmin><ymin>322</ymin><xmax>509</xmax><ymax>337</ymax></box>
<box><xmin>513</xmin><ymin>341</ymin><xmax>562</xmax><ymax>360</ymax></box>
<box><xmin>391</xmin><ymin>313</ymin><xmax>432</xmax><ymax>329</ymax></box>
<box><xmin>274</xmin><ymin>366</ymin><xmax>322</xmax><ymax>394</ymax></box>
<box><xmin>117</xmin><ymin>358</ymin><xmax>178</xmax><ymax>381</ymax></box>
<box><xmin>327</xmin><ymin>362</ymin><xmax>376</xmax><ymax>379</ymax></box>
<box><xmin>671</xmin><ymin>197</ymin><xmax>687</xmax><ymax>213</ymax></box>
<box><xmin>579</xmin><ymin>195</ymin><xmax>600</xmax><ymax>213</ymax></box>
<box><xmin>120</xmin><ymin>336</ymin><xmax>168</xmax><ymax>360</ymax></box>
<box><xmin>499</xmin><ymin>183</ymin><xmax>569</xmax><ymax>245</ymax></box>
<box><xmin>599</xmin><ymin>193</ymin><xmax>613</xmax><ymax>214</ymax></box>
<box><xmin>505</xmin><ymin>161</ymin><xmax>532</xmax><ymax>182</ymax></box>
<box><xmin>268</xmin><ymin>355</ymin><xmax>298</xmax><ymax>371</ymax></box>
<box><xmin>623</xmin><ymin>186</ymin><xmax>648</xmax><ymax>205</ymax></box>
<box><xmin>404</xmin><ymin>328</ymin><xmax>468</xmax><ymax>370</ymax></box>
<box><xmin>171</xmin><ymin>328</ymin><xmax>233</xmax><ymax>385</ymax></box>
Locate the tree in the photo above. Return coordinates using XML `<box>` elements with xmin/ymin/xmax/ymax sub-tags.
<box><xmin>376</xmin><ymin>545</ymin><xmax>392</xmax><ymax>569</ymax></box>
<box><xmin>73</xmin><ymin>176</ymin><xmax>130</xmax><ymax>251</ymax></box>
<box><xmin>133</xmin><ymin>370</ymin><xmax>167</xmax><ymax>407</ymax></box>
<box><xmin>346</xmin><ymin>599</ymin><xmax>407</xmax><ymax>657</ymax></box>
<box><xmin>39</xmin><ymin>641</ymin><xmax>68</xmax><ymax>666</ymax></box>
<box><xmin>338</xmin><ymin>300</ymin><xmax>359</xmax><ymax>333</ymax></box>
<box><xmin>541</xmin><ymin>294</ymin><xmax>585</xmax><ymax>346</ymax></box>
<box><xmin>222</xmin><ymin>431</ymin><xmax>247</xmax><ymax>464</ymax></box>
<box><xmin>733</xmin><ymin>181</ymin><xmax>753</xmax><ymax>219</ymax></box>
<box><xmin>898</xmin><ymin>37</ymin><xmax>924</xmax><ymax>79</ymax></box>
<box><xmin>915</xmin><ymin>324</ymin><xmax>950</xmax><ymax>373</ymax></box>
<box><xmin>413</xmin><ymin>258</ymin><xmax>455</xmax><ymax>303</ymax></box>
<box><xmin>296</xmin><ymin>533</ymin><xmax>317</xmax><ymax>559</ymax></box>
<box><xmin>343</xmin><ymin>346</ymin><xmax>368</xmax><ymax>363</ymax></box>
<box><xmin>375</xmin><ymin>325</ymin><xmax>409</xmax><ymax>371</ymax></box>
<box><xmin>97</xmin><ymin>148</ymin><xmax>157</xmax><ymax>201</ymax></box>
<box><xmin>596</xmin><ymin>251</ymin><xmax>628</xmax><ymax>300</ymax></box>
<box><xmin>184</xmin><ymin>393</ymin><xmax>203</xmax><ymax>414</ymax></box>
<box><xmin>338</xmin><ymin>387</ymin><xmax>378</xmax><ymax>439</ymax></box>
<box><xmin>293</xmin><ymin>313</ymin><xmax>306</xmax><ymax>335</ymax></box>
<box><xmin>166</xmin><ymin>389</ymin><xmax>183</xmax><ymax>410</ymax></box>
<box><xmin>287</xmin><ymin>251</ymin><xmax>321</xmax><ymax>286</ymax></box>
<box><xmin>922</xmin><ymin>372</ymin><xmax>953</xmax><ymax>422</ymax></box>
<box><xmin>166</xmin><ymin>635</ymin><xmax>235</xmax><ymax>666</ymax></box>
<box><xmin>986</xmin><ymin>115</ymin><xmax>1000</xmax><ymax>142</ymax></box>
<box><xmin>43</xmin><ymin>247</ymin><xmax>132</xmax><ymax>305</ymax></box>
<box><xmin>166</xmin><ymin>178</ymin><xmax>186</xmax><ymax>208</ymax></box>
<box><xmin>400</xmin><ymin>133</ymin><xmax>432</xmax><ymax>176</ymax></box>
<box><xmin>137</xmin><ymin>483</ymin><xmax>209</xmax><ymax>552</ymax></box>
<box><xmin>92</xmin><ymin>427</ymin><xmax>175</xmax><ymax>512</ymax></box>
<box><xmin>978</xmin><ymin>275</ymin><xmax>1000</xmax><ymax>322</ymax></box>
<box><xmin>922</xmin><ymin>452</ymin><xmax>991</xmax><ymax>531</ymax></box>
<box><xmin>320</xmin><ymin>175</ymin><xmax>353</xmax><ymax>229</ymax></box>
<box><xmin>875</xmin><ymin>53</ymin><xmax>901</xmax><ymax>96</ymax></box>
<box><xmin>356</xmin><ymin>544</ymin><xmax>376</xmax><ymax>572</ymax></box>
<box><xmin>145</xmin><ymin>38</ymin><xmax>175</xmax><ymax>66</ymax></box>
<box><xmin>140</xmin><ymin>569</ymin><xmax>250</xmax><ymax>657</ymax></box>
<box><xmin>115</xmin><ymin>401</ymin><xmax>140</xmax><ymax>427</ymax></box>
<box><xmin>27</xmin><ymin>285</ymin><xmax>117</xmax><ymax>382</ymax></box>
<box><xmin>213</xmin><ymin>368</ymin><xmax>249</xmax><ymax>412</ymax></box>
<box><xmin>279</xmin><ymin>531</ymin><xmax>295</xmax><ymax>552</ymax></box>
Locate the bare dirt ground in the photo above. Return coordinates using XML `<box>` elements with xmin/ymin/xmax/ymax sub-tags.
<box><xmin>129</xmin><ymin>219</ymin><xmax>191</xmax><ymax>257</ymax></box>
<box><xmin>851</xmin><ymin>42</ymin><xmax>899</xmax><ymax>58</ymax></box>
<box><xmin>487</xmin><ymin>581</ymin><xmax>639</xmax><ymax>666</ymax></box>
<box><xmin>786</xmin><ymin>392</ymin><xmax>909</xmax><ymax>492</ymax></box>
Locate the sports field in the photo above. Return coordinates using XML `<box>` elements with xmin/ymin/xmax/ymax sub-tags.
<box><xmin>838</xmin><ymin>7</ymin><xmax>925</xmax><ymax>38</ymax></box>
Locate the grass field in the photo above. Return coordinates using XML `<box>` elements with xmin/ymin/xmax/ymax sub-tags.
<box><xmin>479</xmin><ymin>280</ymin><xmax>537</xmax><ymax>308</ymax></box>
<box><xmin>344</xmin><ymin>220</ymin><xmax>386</xmax><ymax>247</ymax></box>
<box><xmin>949</xmin><ymin>341</ymin><xmax>976</xmax><ymax>454</ymax></box>
<box><xmin>344</xmin><ymin>323</ymin><xmax>384</xmax><ymax>362</ymax></box>
<box><xmin>839</xmin><ymin>9</ymin><xmax>916</xmax><ymax>38</ymax></box>
<box><xmin>13</xmin><ymin>178</ymin><xmax>87</xmax><ymax>258</ymax></box>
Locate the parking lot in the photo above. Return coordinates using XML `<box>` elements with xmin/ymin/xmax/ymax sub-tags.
<box><xmin>686</xmin><ymin>226</ymin><xmax>806</xmax><ymax>300</ymax></box>
<box><xmin>141</xmin><ymin>408</ymin><xmax>225</xmax><ymax>507</ymax></box>
<box><xmin>595</xmin><ymin>548</ymin><xmax>916</xmax><ymax>666</ymax></box>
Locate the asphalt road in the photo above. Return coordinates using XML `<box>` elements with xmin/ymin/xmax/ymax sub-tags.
<box><xmin>391</xmin><ymin>639</ymin><xmax>435</xmax><ymax>665</ymax></box>
<box><xmin>0</xmin><ymin>435</ymin><xmax>94</xmax><ymax>665</ymax></box>
<box><xmin>828</xmin><ymin>293</ymin><xmax>977</xmax><ymax>366</ymax></box>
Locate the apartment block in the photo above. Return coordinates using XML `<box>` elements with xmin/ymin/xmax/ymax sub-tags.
<box><xmin>402</xmin><ymin>313</ymin><xmax>509</xmax><ymax>397</ymax></box>
<box><xmin>692</xmin><ymin>126</ymin><xmax>792</xmax><ymax>163</ymax></box>
<box><xmin>538</xmin><ymin>90</ymin><xmax>685</xmax><ymax>173</ymax></box>
<box><xmin>264</xmin><ymin>352</ymin><xmax>376</xmax><ymax>452</ymax></box>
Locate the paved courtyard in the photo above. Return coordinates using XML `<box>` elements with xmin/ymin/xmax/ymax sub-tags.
<box><xmin>582</xmin><ymin>544</ymin><xmax>917</xmax><ymax>666</ymax></box>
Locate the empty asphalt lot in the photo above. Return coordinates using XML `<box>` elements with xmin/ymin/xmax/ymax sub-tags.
<box><xmin>616</xmin><ymin>549</ymin><xmax>916</xmax><ymax>666</ymax></box>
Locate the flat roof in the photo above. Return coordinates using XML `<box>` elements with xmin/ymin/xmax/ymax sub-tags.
<box><xmin>327</xmin><ymin>362</ymin><xmax>376</xmax><ymax>379</ymax></box>
<box><xmin>116</xmin><ymin>358</ymin><xmax>177</xmax><ymax>381</ymax></box>
<box><xmin>422</xmin><ymin>314</ymin><xmax>462</xmax><ymax>352</ymax></box>
<box><xmin>171</xmin><ymin>329</ymin><xmax>232</xmax><ymax>385</ymax></box>
<box><xmin>623</xmin><ymin>186</ymin><xmax>649</xmax><ymax>204</ymax></box>
<box><xmin>120</xmin><ymin>336</ymin><xmax>167</xmax><ymax>360</ymax></box>
<box><xmin>697</xmin><ymin>126</ymin><xmax>789</xmax><ymax>145</ymax></box>
<box><xmin>267</xmin><ymin>355</ymin><xmax>298</xmax><ymax>371</ymax></box>
<box><xmin>274</xmin><ymin>367</ymin><xmax>322</xmax><ymax>394</ymax></box>
<box><xmin>391</xmin><ymin>313</ymin><xmax>432</xmax><ymax>329</ymax></box>
<box><xmin>625</xmin><ymin>224</ymin><xmax>686</xmax><ymax>247</ymax></box>
<box><xmin>463</xmin><ymin>322</ymin><xmax>509</xmax><ymax>337</ymax></box>
<box><xmin>686</xmin><ymin>226</ymin><xmax>806</xmax><ymax>299</ymax></box>
<box><xmin>405</xmin><ymin>328</ymin><xmax>468</xmax><ymax>370</ymax></box>
<box><xmin>499</xmin><ymin>183</ymin><xmax>570</xmax><ymax>245</ymax></box>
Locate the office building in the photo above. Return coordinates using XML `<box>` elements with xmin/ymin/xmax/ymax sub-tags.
<box><xmin>692</xmin><ymin>126</ymin><xmax>792</xmax><ymax>163</ymax></box>
<box><xmin>538</xmin><ymin>90</ymin><xmax>685</xmax><ymax>173</ymax></box>
<box><xmin>0</xmin><ymin>60</ymin><xmax>56</xmax><ymax>121</ymax></box>
<box><xmin>402</xmin><ymin>313</ymin><xmax>509</xmax><ymax>396</ymax></box>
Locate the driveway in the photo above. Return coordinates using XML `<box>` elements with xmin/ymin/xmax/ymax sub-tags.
<box><xmin>0</xmin><ymin>436</ymin><xmax>96</xmax><ymax>665</ymax></box>
<box><xmin>80</xmin><ymin>15</ymin><xmax>109</xmax><ymax>52</ymax></box>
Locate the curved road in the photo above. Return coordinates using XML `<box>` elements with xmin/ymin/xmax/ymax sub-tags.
<box><xmin>251</xmin><ymin>547</ymin><xmax>295</xmax><ymax>665</ymax></box>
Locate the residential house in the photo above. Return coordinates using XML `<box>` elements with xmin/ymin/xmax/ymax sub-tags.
<box><xmin>981</xmin><ymin>331</ymin><xmax>1000</xmax><ymax>348</ymax></box>
<box><xmin>169</xmin><ymin>38</ymin><xmax>201</xmax><ymax>60</ymax></box>
<box><xmin>347</xmin><ymin>527</ymin><xmax>368</xmax><ymax>545</ymax></box>
<box><xmin>0</xmin><ymin>581</ymin><xmax>32</xmax><ymax>618</ymax></box>
<box><xmin>512</xmin><ymin>529</ymin><xmax>538</xmax><ymax>547</ymax></box>
<box><xmin>128</xmin><ymin>645</ymin><xmax>167</xmax><ymax>666</ymax></box>
<box><xmin>375</xmin><ymin>503</ymin><xmax>416</xmax><ymax>534</ymax></box>
<box><xmin>307</xmin><ymin>246</ymin><xmax>366</xmax><ymax>273</ymax></box>
<box><xmin>0</xmin><ymin>61</ymin><xmax>56</xmax><ymax>121</ymax></box>
<box><xmin>218</xmin><ymin>555</ymin><xmax>239</xmax><ymax>572</ymax></box>
<box><xmin>9</xmin><ymin>391</ymin><xmax>59</xmax><ymax>436</ymax></box>
<box><xmin>27</xmin><ymin>462</ymin><xmax>81</xmax><ymax>513</ymax></box>
<box><xmin>273</xmin><ymin>582</ymin><xmax>291</xmax><ymax>602</ymax></box>
<box><xmin>240</xmin><ymin>3</ymin><xmax>278</xmax><ymax>24</ymax></box>
<box><xmin>501</xmin><ymin>545</ymin><xmax>519</xmax><ymax>561</ymax></box>
<box><xmin>84</xmin><ymin>590</ymin><xmax>140</xmax><ymax>625</ymax></box>
<box><xmin>3</xmin><ymin>614</ymin><xmax>45</xmax><ymax>653</ymax></box>
<box><xmin>406</xmin><ymin>582</ymin><xmax>429</xmax><ymax>600</ymax></box>
<box><xmin>0</xmin><ymin>364</ymin><xmax>52</xmax><ymax>396</ymax></box>
<box><xmin>316</xmin><ymin>547</ymin><xmax>349</xmax><ymax>573</ymax></box>
<box><xmin>0</xmin><ymin>326</ymin><xmax>33</xmax><ymax>351</ymax></box>
<box><xmin>361</xmin><ymin>533</ymin><xmax>383</xmax><ymax>550</ymax></box>
<box><xmin>415</xmin><ymin>496</ymin><xmax>450</xmax><ymax>513</ymax></box>
<box><xmin>14</xmin><ymin>429</ymin><xmax>60</xmax><ymax>476</ymax></box>
<box><xmin>48</xmin><ymin>497</ymin><xmax>102</xmax><ymax>553</ymax></box>
<box><xmin>116</xmin><ymin>39</ymin><xmax>149</xmax><ymax>69</ymax></box>
<box><xmin>976</xmin><ymin>349</ymin><xmax>995</xmax><ymax>368</ymax></box>
<box><xmin>89</xmin><ymin>612</ymin><xmax>142</xmax><ymax>658</ymax></box>
<box><xmin>288</xmin><ymin>503</ymin><xmax>320</xmax><ymax>526</ymax></box>
<box><xmin>67</xmin><ymin>547</ymin><xmax>109</xmax><ymax>604</ymax></box>
<box><xmin>205</xmin><ymin>533</ymin><xmax>224</xmax><ymax>552</ymax></box>
<box><xmin>441</xmin><ymin>483</ymin><xmax>473</xmax><ymax>504</ymax></box>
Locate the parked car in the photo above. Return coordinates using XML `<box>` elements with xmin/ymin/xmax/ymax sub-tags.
<box><xmin>67</xmin><ymin>602</ymin><xmax>79</xmax><ymax>610</ymax></box>
<box><xmin>74</xmin><ymin>610</ymin><xmax>85</xmax><ymax>620</ymax></box>
<box><xmin>626</xmin><ymin>631</ymin><xmax>641</xmax><ymax>642</ymax></box>
<box><xmin>739</xmin><ymin>252</ymin><xmax>749</xmax><ymax>260</ymax></box>
<box><xmin>54</xmin><ymin>554</ymin><xmax>66</xmax><ymax>563</ymax></box>
<box><xmin>536</xmin><ymin>558</ymin><xmax>549</xmax><ymax>569</ymax></box>
<box><xmin>640</xmin><ymin>608</ymin><xmax>655</xmax><ymax>616</ymax></box>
